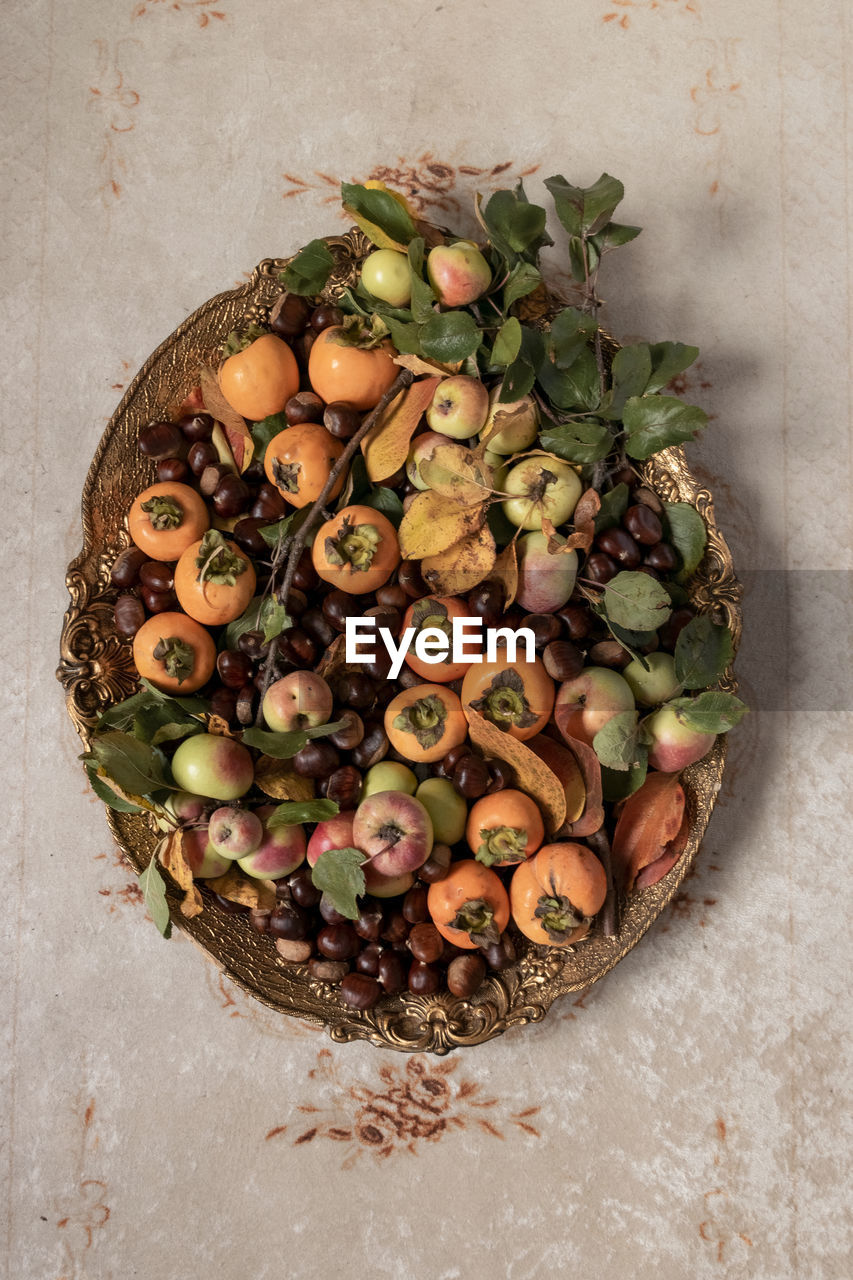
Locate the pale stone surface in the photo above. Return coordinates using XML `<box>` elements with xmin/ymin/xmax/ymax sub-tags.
<box><xmin>2</xmin><ymin>0</ymin><xmax>851</xmax><ymax>1276</ymax></box>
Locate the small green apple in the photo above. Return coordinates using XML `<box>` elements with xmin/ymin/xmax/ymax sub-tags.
<box><xmin>623</xmin><ymin>653</ymin><xmax>684</xmax><ymax>707</ymax></box>
<box><xmin>415</xmin><ymin>777</ymin><xmax>468</xmax><ymax>845</ymax></box>
<box><xmin>426</xmin><ymin>376</ymin><xmax>489</xmax><ymax>440</ymax></box>
<box><xmin>360</xmin><ymin>760</ymin><xmax>418</xmax><ymax>800</ymax></box>
<box><xmin>502</xmin><ymin>457</ymin><xmax>582</xmax><ymax>530</ymax></box>
<box><xmin>480</xmin><ymin>387</ymin><xmax>539</xmax><ymax>454</ymax></box>
<box><xmin>361</xmin><ymin>248</ymin><xmax>411</xmax><ymax>307</ymax></box>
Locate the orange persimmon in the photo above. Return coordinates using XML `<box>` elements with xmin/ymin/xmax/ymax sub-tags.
<box><xmin>460</xmin><ymin>651</ymin><xmax>555</xmax><ymax>742</ymax></box>
<box><xmin>174</xmin><ymin>530</ymin><xmax>257</xmax><ymax>626</ymax></box>
<box><xmin>384</xmin><ymin>684</ymin><xmax>467</xmax><ymax>765</ymax></box>
<box><xmin>132</xmin><ymin>612</ymin><xmax>216</xmax><ymax>694</ymax></box>
<box><xmin>127</xmin><ymin>481</ymin><xmax>210</xmax><ymax>562</ymax></box>
<box><xmin>427</xmin><ymin>860</ymin><xmax>510</xmax><ymax>950</ymax></box>
<box><xmin>307</xmin><ymin>324</ymin><xmax>398</xmax><ymax>411</ymax></box>
<box><xmin>401</xmin><ymin>594</ymin><xmax>477</xmax><ymax>684</ymax></box>
<box><xmin>312</xmin><ymin>505</ymin><xmax>400</xmax><ymax>595</ymax></box>
<box><xmin>465</xmin><ymin>790</ymin><xmax>545</xmax><ymax>867</ymax></box>
<box><xmin>218</xmin><ymin>333</ymin><xmax>300</xmax><ymax>421</ymax></box>
<box><xmin>510</xmin><ymin>842</ymin><xmax>607</xmax><ymax>947</ymax></box>
<box><xmin>263</xmin><ymin>422</ymin><xmax>344</xmax><ymax>509</ymax></box>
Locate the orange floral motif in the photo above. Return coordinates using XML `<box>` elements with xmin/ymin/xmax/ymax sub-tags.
<box><xmin>266</xmin><ymin>1050</ymin><xmax>540</xmax><ymax>1168</ymax></box>
<box><xmin>282</xmin><ymin>154</ymin><xmax>540</xmax><ymax>219</ymax></box>
<box><xmin>602</xmin><ymin>0</ymin><xmax>701</xmax><ymax>29</ymax></box>
<box><xmin>87</xmin><ymin>39</ymin><xmax>140</xmax><ymax>204</ymax></box>
<box><xmin>131</xmin><ymin>0</ymin><xmax>227</xmax><ymax>25</ymax></box>
<box><xmin>53</xmin><ymin>1098</ymin><xmax>113</xmax><ymax>1279</ymax></box>
<box><xmin>660</xmin><ymin>860</ymin><xmax>719</xmax><ymax>932</ymax></box>
<box><xmin>698</xmin><ymin>1115</ymin><xmax>754</xmax><ymax>1263</ymax></box>
<box><xmin>690</xmin><ymin>39</ymin><xmax>745</xmax><ymax>198</ymax></box>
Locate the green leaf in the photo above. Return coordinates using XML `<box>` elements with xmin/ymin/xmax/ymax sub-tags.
<box><xmin>261</xmin><ymin>599</ymin><xmax>289</xmax><ymax>645</ymax></box>
<box><xmin>593</xmin><ymin>482</ymin><xmax>630</xmax><ymax>532</ymax></box>
<box><xmin>592</xmin><ymin>222</ymin><xmax>642</xmax><ymax>252</ymax></box>
<box><xmin>491</xmin><ymin>317</ymin><xmax>522</xmax><ymax>368</ymax></box>
<box><xmin>419</xmin><ymin>311</ymin><xmax>482</xmax><ymax>363</ymax></box>
<box><xmin>500</xmin><ymin>356</ymin><xmax>536</xmax><ymax>401</ymax></box>
<box><xmin>382</xmin><ymin>315</ymin><xmax>423</xmax><ymax>355</ymax></box>
<box><xmin>249</xmin><ymin>414</ymin><xmax>288</xmax><ymax>467</ymax></box>
<box><xmin>623</xmin><ymin>395</ymin><xmax>708</xmax><ymax>460</ymax></box>
<box><xmin>646</xmin><ymin>342</ymin><xmax>700</xmax><ymax>394</ymax></box>
<box><xmin>85</xmin><ymin>766</ymin><xmax>145</xmax><ymax>813</ymax></box>
<box><xmin>592</xmin><ymin>606</ymin><xmax>657</xmax><ymax>664</ymax></box>
<box><xmin>259</xmin><ymin>510</ymin><xmax>300</xmax><ymax>549</ymax></box>
<box><xmin>601</xmin><ymin>758</ymin><xmax>648</xmax><ymax>802</ymax></box>
<box><xmin>599</xmin><ymin>571</ymin><xmax>672</xmax><ymax>632</ymax></box>
<box><xmin>481</xmin><ymin>186</ymin><xmax>549</xmax><ymax>262</ymax></box>
<box><xmin>604</xmin><ymin>344</ymin><xmax>652</xmax><ymax>420</ymax></box>
<box><xmin>668</xmin><ymin>691</ymin><xmax>748</xmax><ymax>734</ymax></box>
<box><xmin>139</xmin><ymin>851</ymin><xmax>172</xmax><ymax>938</ymax></box>
<box><xmin>503</xmin><ymin>262</ymin><xmax>542</xmax><ymax>312</ymax></box>
<box><xmin>268</xmin><ymin>799</ymin><xmax>340</xmax><ymax>828</ymax></box>
<box><xmin>98</xmin><ymin>681</ymin><xmax>208</xmax><ymax>733</ymax></box>
<box><xmin>240</xmin><ymin>720</ymin><xmax>348</xmax><ymax>759</ymax></box>
<box><xmin>310</xmin><ymin>847</ymin><xmax>367</xmax><ymax>920</ymax></box>
<box><xmin>662</xmin><ymin>501</ymin><xmax>707</xmax><ymax>578</ymax></box>
<box><xmin>225</xmin><ymin>595</ymin><xmax>288</xmax><ymax>649</ymax></box>
<box><xmin>674</xmin><ymin>616</ymin><xmax>734</xmax><ymax>689</ymax></box>
<box><xmin>363</xmin><ymin>485</ymin><xmax>404</xmax><ymax>528</ymax></box>
<box><xmin>545</xmin><ymin>173</ymin><xmax>625</xmax><ymax>236</ymax></box>
<box><xmin>85</xmin><ymin>731</ymin><xmax>172</xmax><ymax>798</ymax></box>
<box><xmin>593</xmin><ymin>710</ymin><xmax>646</xmax><ymax>772</ymax></box>
<box><xmin>341</xmin><ymin>182</ymin><xmax>417</xmax><ymax>247</ymax></box>
<box><xmin>538</xmin><ymin>418</ymin><xmax>612</xmax><ymax>464</ymax></box>
<box><xmin>537</xmin><ymin>346</ymin><xmax>600</xmax><ymax>411</ymax></box>
<box><xmin>548</xmin><ymin>307</ymin><xmax>598</xmax><ymax>369</ymax></box>
<box><xmin>147</xmin><ymin>718</ymin><xmax>203</xmax><ymax>749</ymax></box>
<box><xmin>280</xmin><ymin>239</ymin><xmax>335</xmax><ymax>296</ymax></box>
<box><xmin>407</xmin><ymin>237</ymin><xmax>437</xmax><ymax>323</ymax></box>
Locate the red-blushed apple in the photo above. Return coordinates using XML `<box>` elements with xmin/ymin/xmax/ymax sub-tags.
<box><xmin>415</xmin><ymin>777</ymin><xmax>467</xmax><ymax>845</ymax></box>
<box><xmin>182</xmin><ymin>825</ymin><xmax>233</xmax><ymax>879</ymax></box>
<box><xmin>362</xmin><ymin>865</ymin><xmax>415</xmax><ymax>897</ymax></box>
<box><xmin>502</xmin><ymin>456</ymin><xmax>583</xmax><ymax>530</ymax></box>
<box><xmin>360</xmin><ymin>761</ymin><xmax>417</xmax><ymax>800</ymax></box>
<box><xmin>644</xmin><ymin>705</ymin><xmax>716</xmax><ymax>772</ymax></box>
<box><xmin>406</xmin><ymin>431</ymin><xmax>448</xmax><ymax>491</ymax></box>
<box><xmin>238</xmin><ymin>805</ymin><xmax>306</xmax><ymax>879</ymax></box>
<box><xmin>352</xmin><ymin>791</ymin><xmax>433</xmax><ymax>877</ymax></box>
<box><xmin>306</xmin><ymin>811</ymin><xmax>357</xmax><ymax>867</ymax></box>
<box><xmin>208</xmin><ymin>806</ymin><xmax>263</xmax><ymax>858</ymax></box>
<box><xmin>360</xmin><ymin>248</ymin><xmax>411</xmax><ymax>307</ymax></box>
<box><xmin>170</xmin><ymin>733</ymin><xmax>254</xmax><ymax>801</ymax></box>
<box><xmin>516</xmin><ymin>531</ymin><xmax>578</xmax><ymax>614</ymax></box>
<box><xmin>479</xmin><ymin>387</ymin><xmax>539</xmax><ymax>454</ymax></box>
<box><xmin>555</xmin><ymin>667</ymin><xmax>636</xmax><ymax>748</ymax></box>
<box><xmin>426</xmin><ymin>240</ymin><xmax>491</xmax><ymax>307</ymax></box>
<box><xmin>623</xmin><ymin>653</ymin><xmax>684</xmax><ymax>707</ymax></box>
<box><xmin>262</xmin><ymin>671</ymin><xmax>333</xmax><ymax>733</ymax></box>
<box><xmin>425</xmin><ymin>376</ymin><xmax>489</xmax><ymax>440</ymax></box>
<box><xmin>156</xmin><ymin>790</ymin><xmax>209</xmax><ymax>832</ymax></box>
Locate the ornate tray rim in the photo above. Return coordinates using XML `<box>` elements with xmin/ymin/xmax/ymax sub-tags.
<box><xmin>58</xmin><ymin>230</ymin><xmax>742</xmax><ymax>1054</ymax></box>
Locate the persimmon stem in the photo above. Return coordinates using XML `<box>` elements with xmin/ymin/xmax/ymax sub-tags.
<box><xmin>252</xmin><ymin>366</ymin><xmax>414</xmax><ymax>725</ymax></box>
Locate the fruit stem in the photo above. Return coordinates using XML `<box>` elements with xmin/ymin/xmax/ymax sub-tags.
<box><xmin>253</xmin><ymin>366</ymin><xmax>414</xmax><ymax>725</ymax></box>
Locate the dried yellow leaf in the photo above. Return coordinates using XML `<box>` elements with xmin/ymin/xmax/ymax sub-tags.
<box><xmin>254</xmin><ymin>756</ymin><xmax>316</xmax><ymax>801</ymax></box>
<box><xmin>361</xmin><ymin>377</ymin><xmax>440</xmax><ymax>481</ymax></box>
<box><xmin>420</xmin><ymin>524</ymin><xmax>496</xmax><ymax>597</ymax></box>
<box><xmin>398</xmin><ymin>491</ymin><xmax>487</xmax><ymax>560</ymax></box>
<box><xmin>464</xmin><ymin>711</ymin><xmax>567</xmax><ymax>835</ymax></box>
<box><xmin>205</xmin><ymin>866</ymin><xmax>277</xmax><ymax>910</ymax></box>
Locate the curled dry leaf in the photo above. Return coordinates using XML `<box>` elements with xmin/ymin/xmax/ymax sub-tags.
<box><xmin>205</xmin><ymin>866</ymin><xmax>277</xmax><ymax>910</ymax></box>
<box><xmin>464</xmin><ymin>709</ymin><xmax>566</xmax><ymax>834</ymax></box>
<box><xmin>361</xmin><ymin>376</ymin><xmax>440</xmax><ymax>482</ymax></box>
<box><xmin>545</xmin><ymin>728</ymin><xmax>604</xmax><ymax>837</ymax></box>
<box><xmin>418</xmin><ymin>442</ymin><xmax>495</xmax><ymax>506</ymax></box>
<box><xmin>158</xmin><ymin>829</ymin><xmax>204</xmax><ymax>919</ymax></box>
<box><xmin>393</xmin><ymin>351</ymin><xmax>459</xmax><ymax>377</ymax></box>
<box><xmin>254</xmin><ymin>756</ymin><xmax>316</xmax><ymax>801</ymax></box>
<box><xmin>199</xmin><ymin>366</ymin><xmax>254</xmax><ymax>474</ymax></box>
<box><xmin>204</xmin><ymin>713</ymin><xmax>240</xmax><ymax>738</ymax></box>
<box><xmin>420</xmin><ymin>523</ymin><xmax>496</xmax><ymax>597</ymax></box>
<box><xmin>542</xmin><ymin>516</ymin><xmax>594</xmax><ymax>556</ymax></box>
<box><xmin>526</xmin><ymin>735</ymin><xmax>586</xmax><ymax>827</ymax></box>
<box><xmin>488</xmin><ymin>541</ymin><xmax>519</xmax><ymax>609</ymax></box>
<box><xmin>398</xmin><ymin>490</ymin><xmax>488</xmax><ymax>560</ymax></box>
<box><xmin>633</xmin><ymin>810</ymin><xmax>690</xmax><ymax>890</ymax></box>
<box><xmin>611</xmin><ymin>770</ymin><xmax>686</xmax><ymax>892</ymax></box>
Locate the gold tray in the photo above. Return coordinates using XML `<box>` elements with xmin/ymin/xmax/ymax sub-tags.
<box><xmin>58</xmin><ymin>229</ymin><xmax>742</xmax><ymax>1053</ymax></box>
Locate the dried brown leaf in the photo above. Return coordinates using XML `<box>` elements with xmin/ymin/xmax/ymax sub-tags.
<box><xmin>489</xmin><ymin>541</ymin><xmax>519</xmax><ymax>609</ymax></box>
<box><xmin>611</xmin><ymin>771</ymin><xmax>686</xmax><ymax>892</ymax></box>
<box><xmin>199</xmin><ymin>365</ymin><xmax>254</xmax><ymax>473</ymax></box>
<box><xmin>526</xmin><ymin>735</ymin><xmax>586</xmax><ymax>826</ymax></box>
<box><xmin>549</xmin><ymin>719</ymin><xmax>605</xmax><ymax>837</ymax></box>
<box><xmin>254</xmin><ymin>756</ymin><xmax>316</xmax><ymax>801</ymax></box>
<box><xmin>392</xmin><ymin>351</ymin><xmax>460</xmax><ymax>377</ymax></box>
<box><xmin>159</xmin><ymin>829</ymin><xmax>204</xmax><ymax>919</ymax></box>
<box><xmin>420</xmin><ymin>523</ymin><xmax>496</xmax><ymax>596</ymax></box>
<box><xmin>418</xmin><ymin>443</ymin><xmax>495</xmax><ymax>505</ymax></box>
<box><xmin>464</xmin><ymin>710</ymin><xmax>566</xmax><ymax>834</ymax></box>
<box><xmin>205</xmin><ymin>866</ymin><xmax>277</xmax><ymax>910</ymax></box>
<box><xmin>633</xmin><ymin>810</ymin><xmax>690</xmax><ymax>890</ymax></box>
<box><xmin>361</xmin><ymin>376</ymin><xmax>440</xmax><ymax>481</ymax></box>
<box><xmin>398</xmin><ymin>491</ymin><xmax>487</xmax><ymax>560</ymax></box>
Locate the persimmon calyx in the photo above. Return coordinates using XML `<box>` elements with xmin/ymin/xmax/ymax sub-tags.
<box><xmin>392</xmin><ymin>695</ymin><xmax>448</xmax><ymax>750</ymax></box>
<box><xmin>141</xmin><ymin>495</ymin><xmax>184</xmax><ymax>530</ymax></box>
<box><xmin>324</xmin><ymin>518</ymin><xmax>381</xmax><ymax>572</ymax></box>
<box><xmin>221</xmin><ymin>322</ymin><xmax>267</xmax><ymax>357</ymax></box>
<box><xmin>476</xmin><ymin>825</ymin><xmax>528</xmax><ymax>867</ymax></box>
<box><xmin>409</xmin><ymin>600</ymin><xmax>452</xmax><ymax>643</ymax></box>
<box><xmin>331</xmin><ymin>313</ymin><xmax>388</xmax><ymax>350</ymax></box>
<box><xmin>194</xmin><ymin>530</ymin><xmax>249</xmax><ymax>587</ymax></box>
<box><xmin>533</xmin><ymin>893</ymin><xmax>589</xmax><ymax>943</ymax></box>
<box><xmin>271</xmin><ymin>458</ymin><xmax>300</xmax><ymax>493</ymax></box>
<box><xmin>470</xmin><ymin>669</ymin><xmax>538</xmax><ymax>731</ymax></box>
<box><xmin>151</xmin><ymin>635</ymin><xmax>195</xmax><ymax>684</ymax></box>
<box><xmin>451</xmin><ymin>897</ymin><xmax>501</xmax><ymax>947</ymax></box>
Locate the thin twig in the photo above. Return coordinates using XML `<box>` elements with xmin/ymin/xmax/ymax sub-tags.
<box><xmin>252</xmin><ymin>367</ymin><xmax>415</xmax><ymax>723</ymax></box>
<box><xmin>586</xmin><ymin>826</ymin><xmax>618</xmax><ymax>938</ymax></box>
